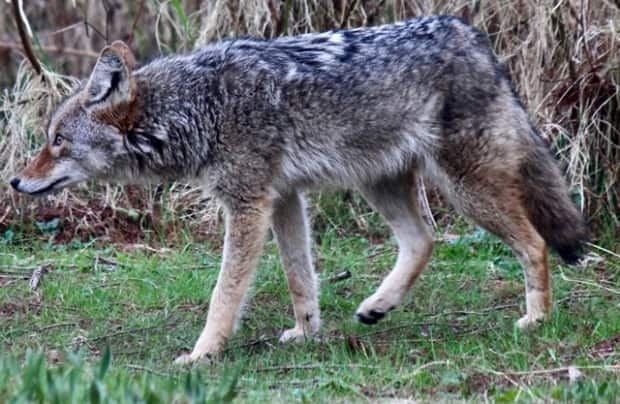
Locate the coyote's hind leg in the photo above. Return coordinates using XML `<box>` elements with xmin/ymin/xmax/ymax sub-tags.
<box><xmin>511</xmin><ymin>229</ymin><xmax>552</xmax><ymax>329</ymax></box>
<box><xmin>444</xmin><ymin>172</ymin><xmax>552</xmax><ymax>329</ymax></box>
<box><xmin>356</xmin><ymin>171</ymin><xmax>434</xmax><ymax>324</ymax></box>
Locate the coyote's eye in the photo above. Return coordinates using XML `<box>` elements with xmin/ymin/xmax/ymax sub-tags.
<box><xmin>52</xmin><ymin>133</ymin><xmax>64</xmax><ymax>147</ymax></box>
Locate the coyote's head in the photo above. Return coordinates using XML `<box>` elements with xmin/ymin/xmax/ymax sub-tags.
<box><xmin>10</xmin><ymin>41</ymin><xmax>139</xmax><ymax>196</ymax></box>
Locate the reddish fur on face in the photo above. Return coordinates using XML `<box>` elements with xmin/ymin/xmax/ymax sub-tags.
<box><xmin>22</xmin><ymin>146</ymin><xmax>55</xmax><ymax>178</ymax></box>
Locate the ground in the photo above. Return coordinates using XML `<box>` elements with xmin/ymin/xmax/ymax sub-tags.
<box><xmin>1</xmin><ymin>204</ymin><xmax>619</xmax><ymax>402</ymax></box>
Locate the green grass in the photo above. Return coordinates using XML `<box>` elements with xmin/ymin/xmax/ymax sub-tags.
<box><xmin>1</xmin><ymin>212</ymin><xmax>619</xmax><ymax>402</ymax></box>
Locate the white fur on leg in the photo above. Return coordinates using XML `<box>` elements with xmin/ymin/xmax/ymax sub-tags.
<box><xmin>356</xmin><ymin>237</ymin><xmax>432</xmax><ymax>320</ymax></box>
<box><xmin>279</xmin><ymin>321</ymin><xmax>320</xmax><ymax>342</ymax></box>
<box><xmin>279</xmin><ymin>324</ymin><xmax>319</xmax><ymax>343</ymax></box>
<box><xmin>279</xmin><ymin>295</ymin><xmax>321</xmax><ymax>343</ymax></box>
<box><xmin>174</xmin><ymin>352</ymin><xmax>211</xmax><ymax>366</ymax></box>
<box><xmin>356</xmin><ymin>284</ymin><xmax>404</xmax><ymax>318</ymax></box>
<box><xmin>516</xmin><ymin>289</ymin><xmax>551</xmax><ymax>329</ymax></box>
<box><xmin>279</xmin><ymin>327</ymin><xmax>306</xmax><ymax>343</ymax></box>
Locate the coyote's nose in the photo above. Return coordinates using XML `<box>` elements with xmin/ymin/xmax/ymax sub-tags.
<box><xmin>9</xmin><ymin>177</ymin><xmax>20</xmax><ymax>191</ymax></box>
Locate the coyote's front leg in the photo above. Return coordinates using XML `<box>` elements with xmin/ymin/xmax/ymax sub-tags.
<box><xmin>175</xmin><ymin>201</ymin><xmax>271</xmax><ymax>364</ymax></box>
<box><xmin>272</xmin><ymin>192</ymin><xmax>320</xmax><ymax>342</ymax></box>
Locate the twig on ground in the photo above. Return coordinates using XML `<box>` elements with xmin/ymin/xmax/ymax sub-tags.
<box><xmin>0</xmin><ymin>265</ymin><xmax>38</xmax><ymax>272</ymax></box>
<box><xmin>93</xmin><ymin>255</ymin><xmax>119</xmax><ymax>271</ymax></box>
<box><xmin>84</xmin><ymin>316</ymin><xmax>180</xmax><ymax>344</ymax></box>
<box><xmin>383</xmin><ymin>360</ymin><xmax>450</xmax><ymax>391</ymax></box>
<box><xmin>256</xmin><ymin>363</ymin><xmax>380</xmax><ymax>373</ymax></box>
<box><xmin>0</xmin><ymin>279</ymin><xmax>21</xmax><ymax>288</ymax></box>
<box><xmin>37</xmin><ymin>321</ymin><xmax>79</xmax><ymax>332</ymax></box>
<box><xmin>0</xmin><ymin>206</ymin><xmax>10</xmax><ymax>225</ymax></box>
<box><xmin>225</xmin><ymin>335</ymin><xmax>277</xmax><ymax>352</ymax></box>
<box><xmin>29</xmin><ymin>264</ymin><xmax>51</xmax><ymax>291</ymax></box>
<box><xmin>586</xmin><ymin>242</ymin><xmax>620</xmax><ymax>260</ymax></box>
<box><xmin>266</xmin><ymin>377</ymin><xmax>321</xmax><ymax>388</ymax></box>
<box><xmin>429</xmin><ymin>303</ymin><xmax>520</xmax><ymax>317</ymax></box>
<box><xmin>479</xmin><ymin>364</ymin><xmax>620</xmax><ymax>378</ymax></box>
<box><xmin>371</xmin><ymin>324</ymin><xmax>497</xmax><ymax>346</ymax></box>
<box><xmin>3</xmin><ymin>319</ymin><xmax>78</xmax><ymax>337</ymax></box>
<box><xmin>88</xmin><ymin>324</ymin><xmax>164</xmax><ymax>342</ymax></box>
<box><xmin>354</xmin><ymin>320</ymin><xmax>466</xmax><ymax>339</ymax></box>
<box><xmin>99</xmin><ymin>277</ymin><xmax>159</xmax><ymax>289</ymax></box>
<box><xmin>123</xmin><ymin>244</ymin><xmax>173</xmax><ymax>254</ymax></box>
<box><xmin>480</xmin><ymin>366</ymin><xmax>532</xmax><ymax>397</ymax></box>
<box><xmin>556</xmin><ymin>290</ymin><xmax>596</xmax><ymax>305</ymax></box>
<box><xmin>126</xmin><ymin>364</ymin><xmax>171</xmax><ymax>377</ymax></box>
<box><xmin>325</xmin><ymin>270</ymin><xmax>351</xmax><ymax>283</ymax></box>
<box><xmin>0</xmin><ymin>273</ymin><xmax>30</xmax><ymax>279</ymax></box>
<box><xmin>560</xmin><ymin>270</ymin><xmax>620</xmax><ymax>295</ymax></box>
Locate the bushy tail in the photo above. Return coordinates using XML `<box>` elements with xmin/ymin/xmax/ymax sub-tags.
<box><xmin>520</xmin><ymin>144</ymin><xmax>588</xmax><ymax>264</ymax></box>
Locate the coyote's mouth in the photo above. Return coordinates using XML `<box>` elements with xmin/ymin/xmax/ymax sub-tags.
<box><xmin>29</xmin><ymin>176</ymin><xmax>71</xmax><ymax>196</ymax></box>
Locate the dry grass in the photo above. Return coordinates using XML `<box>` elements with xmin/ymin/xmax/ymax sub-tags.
<box><xmin>0</xmin><ymin>0</ymin><xmax>618</xmax><ymax>240</ymax></box>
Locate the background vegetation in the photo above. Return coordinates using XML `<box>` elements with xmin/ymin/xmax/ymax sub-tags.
<box><xmin>1</xmin><ymin>0</ymin><xmax>619</xmax><ymax>402</ymax></box>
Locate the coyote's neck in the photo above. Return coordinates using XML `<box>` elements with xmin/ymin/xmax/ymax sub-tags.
<box><xmin>121</xmin><ymin>69</ymin><xmax>220</xmax><ymax>181</ymax></box>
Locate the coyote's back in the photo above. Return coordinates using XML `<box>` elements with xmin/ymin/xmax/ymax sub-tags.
<box><xmin>205</xmin><ymin>16</ymin><xmax>507</xmax><ymax>190</ymax></box>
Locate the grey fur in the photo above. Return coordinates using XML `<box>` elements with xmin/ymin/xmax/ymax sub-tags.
<box><xmin>11</xmin><ymin>16</ymin><xmax>587</xmax><ymax>363</ymax></box>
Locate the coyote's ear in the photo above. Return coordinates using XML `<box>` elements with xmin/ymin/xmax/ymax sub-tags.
<box><xmin>83</xmin><ymin>41</ymin><xmax>137</xmax><ymax>130</ymax></box>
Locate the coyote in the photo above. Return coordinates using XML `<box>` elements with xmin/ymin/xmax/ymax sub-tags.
<box><xmin>11</xmin><ymin>16</ymin><xmax>587</xmax><ymax>364</ymax></box>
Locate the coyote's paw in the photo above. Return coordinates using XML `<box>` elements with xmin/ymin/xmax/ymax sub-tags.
<box><xmin>517</xmin><ymin>290</ymin><xmax>551</xmax><ymax>330</ymax></box>
<box><xmin>279</xmin><ymin>327</ymin><xmax>317</xmax><ymax>343</ymax></box>
<box><xmin>279</xmin><ymin>327</ymin><xmax>306</xmax><ymax>343</ymax></box>
<box><xmin>515</xmin><ymin>314</ymin><xmax>546</xmax><ymax>330</ymax></box>
<box><xmin>173</xmin><ymin>352</ymin><xmax>213</xmax><ymax>366</ymax></box>
<box><xmin>356</xmin><ymin>294</ymin><xmax>397</xmax><ymax>325</ymax></box>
